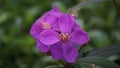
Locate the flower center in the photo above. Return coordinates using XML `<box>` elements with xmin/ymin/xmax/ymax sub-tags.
<box><xmin>42</xmin><ymin>22</ymin><xmax>51</xmax><ymax>29</ymax></box>
<box><xmin>61</xmin><ymin>33</ymin><xmax>70</xmax><ymax>42</ymax></box>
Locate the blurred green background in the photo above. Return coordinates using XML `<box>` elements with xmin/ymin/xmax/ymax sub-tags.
<box><xmin>0</xmin><ymin>0</ymin><xmax>120</xmax><ymax>68</ymax></box>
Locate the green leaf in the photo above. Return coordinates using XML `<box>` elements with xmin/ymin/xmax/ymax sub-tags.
<box><xmin>86</xmin><ymin>45</ymin><xmax>120</xmax><ymax>57</ymax></box>
<box><xmin>0</xmin><ymin>12</ymin><xmax>10</xmax><ymax>24</ymax></box>
<box><xmin>45</xmin><ymin>65</ymin><xmax>62</xmax><ymax>68</ymax></box>
<box><xmin>75</xmin><ymin>57</ymin><xmax>120</xmax><ymax>68</ymax></box>
<box><xmin>88</xmin><ymin>30</ymin><xmax>110</xmax><ymax>47</ymax></box>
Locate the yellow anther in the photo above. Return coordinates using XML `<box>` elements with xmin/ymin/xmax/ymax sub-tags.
<box><xmin>42</xmin><ymin>22</ymin><xmax>51</xmax><ymax>29</ymax></box>
<box><xmin>71</xmin><ymin>11</ymin><xmax>78</xmax><ymax>18</ymax></box>
<box><xmin>61</xmin><ymin>33</ymin><xmax>70</xmax><ymax>42</ymax></box>
<box><xmin>72</xmin><ymin>13</ymin><xmax>75</xmax><ymax>17</ymax></box>
<box><xmin>68</xmin><ymin>8</ymin><xmax>78</xmax><ymax>18</ymax></box>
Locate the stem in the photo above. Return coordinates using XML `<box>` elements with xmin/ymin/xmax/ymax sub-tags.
<box><xmin>66</xmin><ymin>63</ymin><xmax>74</xmax><ymax>68</ymax></box>
<box><xmin>71</xmin><ymin>0</ymin><xmax>108</xmax><ymax>11</ymax></box>
<box><xmin>59</xmin><ymin>60</ymin><xmax>74</xmax><ymax>68</ymax></box>
<box><xmin>59</xmin><ymin>60</ymin><xmax>66</xmax><ymax>67</ymax></box>
<box><xmin>113</xmin><ymin>0</ymin><xmax>120</xmax><ymax>17</ymax></box>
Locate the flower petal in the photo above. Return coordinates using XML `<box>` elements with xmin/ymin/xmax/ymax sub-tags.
<box><xmin>62</xmin><ymin>42</ymin><xmax>78</xmax><ymax>63</ymax></box>
<box><xmin>39</xmin><ymin>30</ymin><xmax>61</xmax><ymax>45</ymax></box>
<box><xmin>51</xmin><ymin>5</ymin><xmax>63</xmax><ymax>17</ymax></box>
<box><xmin>52</xmin><ymin>5</ymin><xmax>61</xmax><ymax>12</ymax></box>
<box><xmin>50</xmin><ymin>43</ymin><xmax>63</xmax><ymax>60</ymax></box>
<box><xmin>36</xmin><ymin>40</ymin><xmax>49</xmax><ymax>53</ymax></box>
<box><xmin>58</xmin><ymin>14</ymin><xmax>74</xmax><ymax>33</ymax></box>
<box><xmin>71</xmin><ymin>29</ymin><xmax>90</xmax><ymax>45</ymax></box>
<box><xmin>73</xmin><ymin>23</ymin><xmax>83</xmax><ymax>31</ymax></box>
<box><xmin>42</xmin><ymin>12</ymin><xmax>59</xmax><ymax>30</ymax></box>
<box><xmin>30</xmin><ymin>19</ymin><xmax>44</xmax><ymax>39</ymax></box>
<box><xmin>44</xmin><ymin>14</ymin><xmax>57</xmax><ymax>26</ymax></box>
<box><xmin>51</xmin><ymin>12</ymin><xmax>63</xmax><ymax>17</ymax></box>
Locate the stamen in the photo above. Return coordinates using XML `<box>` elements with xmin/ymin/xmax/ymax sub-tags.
<box><xmin>61</xmin><ymin>33</ymin><xmax>70</xmax><ymax>42</ymax></box>
<box><xmin>67</xmin><ymin>8</ymin><xmax>78</xmax><ymax>18</ymax></box>
<box><xmin>72</xmin><ymin>13</ymin><xmax>76</xmax><ymax>17</ymax></box>
<box><xmin>42</xmin><ymin>22</ymin><xmax>51</xmax><ymax>29</ymax></box>
<box><xmin>71</xmin><ymin>11</ymin><xmax>78</xmax><ymax>18</ymax></box>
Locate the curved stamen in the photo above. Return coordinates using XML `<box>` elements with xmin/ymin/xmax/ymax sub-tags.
<box><xmin>42</xmin><ymin>22</ymin><xmax>51</xmax><ymax>29</ymax></box>
<box><xmin>61</xmin><ymin>33</ymin><xmax>70</xmax><ymax>42</ymax></box>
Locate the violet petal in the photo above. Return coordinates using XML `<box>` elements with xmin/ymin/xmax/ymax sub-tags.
<box><xmin>50</xmin><ymin>43</ymin><xmax>63</xmax><ymax>60</ymax></box>
<box><xmin>58</xmin><ymin>14</ymin><xmax>74</xmax><ymax>33</ymax></box>
<box><xmin>30</xmin><ymin>19</ymin><xmax>44</xmax><ymax>39</ymax></box>
<box><xmin>36</xmin><ymin>40</ymin><xmax>49</xmax><ymax>53</ymax></box>
<box><xmin>62</xmin><ymin>42</ymin><xmax>78</xmax><ymax>63</ymax></box>
<box><xmin>71</xmin><ymin>29</ymin><xmax>90</xmax><ymax>45</ymax></box>
<box><xmin>39</xmin><ymin>29</ymin><xmax>61</xmax><ymax>45</ymax></box>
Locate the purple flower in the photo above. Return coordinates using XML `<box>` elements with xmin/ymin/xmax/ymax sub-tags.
<box><xmin>30</xmin><ymin>6</ymin><xmax>62</xmax><ymax>39</ymax></box>
<box><xmin>30</xmin><ymin>6</ymin><xmax>63</xmax><ymax>52</ymax></box>
<box><xmin>39</xmin><ymin>14</ymin><xmax>90</xmax><ymax>63</ymax></box>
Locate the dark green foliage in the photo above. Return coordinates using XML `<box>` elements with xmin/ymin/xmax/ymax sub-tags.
<box><xmin>87</xmin><ymin>45</ymin><xmax>120</xmax><ymax>57</ymax></box>
<box><xmin>45</xmin><ymin>65</ymin><xmax>62</xmax><ymax>68</ymax></box>
<box><xmin>75</xmin><ymin>57</ymin><xmax>120</xmax><ymax>68</ymax></box>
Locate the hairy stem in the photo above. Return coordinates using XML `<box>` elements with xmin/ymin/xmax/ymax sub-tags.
<box><xmin>71</xmin><ymin>0</ymin><xmax>108</xmax><ymax>11</ymax></box>
<box><xmin>113</xmin><ymin>0</ymin><xmax>120</xmax><ymax>16</ymax></box>
<box><xmin>59</xmin><ymin>60</ymin><xmax>66</xmax><ymax>67</ymax></box>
